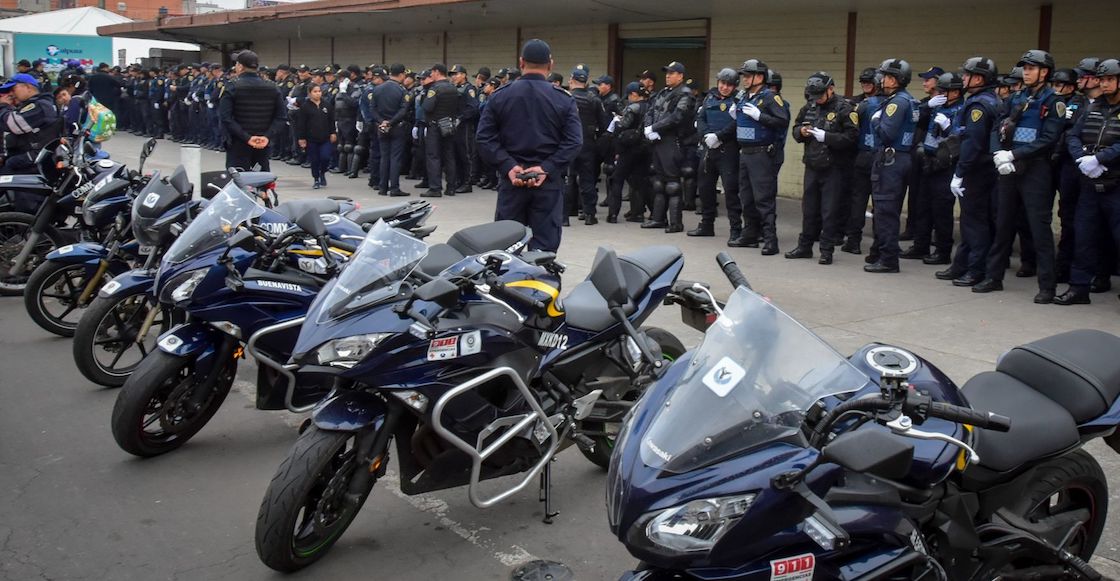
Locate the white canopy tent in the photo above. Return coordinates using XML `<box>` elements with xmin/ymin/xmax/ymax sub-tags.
<box><xmin>0</xmin><ymin>7</ymin><xmax>198</xmax><ymax>74</ymax></box>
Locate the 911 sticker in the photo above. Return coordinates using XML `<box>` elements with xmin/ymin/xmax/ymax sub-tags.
<box><xmin>428</xmin><ymin>332</ymin><xmax>483</xmax><ymax>360</ymax></box>
<box><xmin>770</xmin><ymin>553</ymin><xmax>814</xmax><ymax>581</ymax></box>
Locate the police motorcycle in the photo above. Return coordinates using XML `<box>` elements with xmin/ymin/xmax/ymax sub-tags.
<box><xmin>608</xmin><ymin>254</ymin><xmax>1117</xmax><ymax>581</ymax></box>
<box><xmin>0</xmin><ymin>134</ymin><xmax>144</xmax><ymax>296</ymax></box>
<box><xmin>22</xmin><ymin>139</ymin><xmax>161</xmax><ymax>336</ymax></box>
<box><xmin>251</xmin><ymin>223</ymin><xmax>721</xmax><ymax>573</ymax></box>
<box><xmin>107</xmin><ymin>184</ymin><xmax>485</xmax><ymax>457</ymax></box>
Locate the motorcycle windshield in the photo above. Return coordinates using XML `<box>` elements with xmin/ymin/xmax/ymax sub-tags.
<box><xmin>164</xmin><ymin>183</ymin><xmax>264</xmax><ymax>264</ymax></box>
<box><xmin>317</xmin><ymin>220</ymin><xmax>428</xmax><ymax>322</ymax></box>
<box><xmin>640</xmin><ymin>288</ymin><xmax>869</xmax><ymax>474</ymax></box>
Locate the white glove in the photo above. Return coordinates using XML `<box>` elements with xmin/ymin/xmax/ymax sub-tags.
<box><xmin>648</xmin><ymin>131</ymin><xmax>662</xmax><ymax>142</ymax></box>
<box><xmin>351</xmin><ymin>121</ymin><xmax>361</xmax><ymax>132</ymax></box>
<box><xmin>993</xmin><ymin>150</ymin><xmax>1015</xmax><ymax>167</ymax></box>
<box><xmin>206</xmin><ymin>102</ymin><xmax>213</xmax><ymax>109</ymax></box>
<box><xmin>740</xmin><ymin>103</ymin><xmax>761</xmax><ymax>120</ymax></box>
<box><xmin>728</xmin><ymin>105</ymin><xmax>737</xmax><ymax>119</ymax></box>
<box><xmin>1089</xmin><ymin>165</ymin><xmax>1107</xmax><ymax>179</ymax></box>
<box><xmin>1078</xmin><ymin>155</ymin><xmax>1104</xmax><ymax>177</ymax></box>
<box><xmin>411</xmin><ymin>126</ymin><xmax>418</xmax><ymax>140</ymax></box>
<box><xmin>154</xmin><ymin>103</ymin><xmax>159</xmax><ymax>109</ymax></box>
<box><xmin>339</xmin><ymin>78</ymin><xmax>349</xmax><ymax>92</ymax></box>
<box><xmin>183</xmin><ymin>99</ymin><xmax>190</xmax><ymax>106</ymax></box>
<box><xmin>808</xmin><ymin>127</ymin><xmax>826</xmax><ymax>143</ymax></box>
<box><xmin>192</xmin><ymin>94</ymin><xmax>200</xmax><ymax>102</ymax></box>
<box><xmin>643</xmin><ymin>125</ymin><xmax>653</xmax><ymax>139</ymax></box>
<box><xmin>927</xmin><ymin>94</ymin><xmax>948</xmax><ymax>108</ymax></box>
<box><xmin>871</xmin><ymin>110</ymin><xmax>882</xmax><ymax>122</ymax></box>
<box><xmin>950</xmin><ymin>175</ymin><xmax>965</xmax><ymax>198</ymax></box>
<box><xmin>607</xmin><ymin>116</ymin><xmax>620</xmax><ymax>134</ymax></box>
<box><xmin>703</xmin><ymin>133</ymin><xmax>721</xmax><ymax>148</ymax></box>
<box><xmin>934</xmin><ymin>113</ymin><xmax>951</xmax><ymax>131</ymax></box>
<box><xmin>1065</xmin><ymin>107</ymin><xmax>1075</xmax><ymax>120</ymax></box>
<box><xmin>997</xmin><ymin>162</ymin><xmax>1016</xmax><ymax>176</ymax></box>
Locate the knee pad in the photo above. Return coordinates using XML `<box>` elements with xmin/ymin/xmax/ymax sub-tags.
<box><xmin>343</xmin><ymin>144</ymin><xmax>354</xmax><ymax>154</ymax></box>
<box><xmin>602</xmin><ymin>162</ymin><xmax>615</xmax><ymax>176</ymax></box>
<box><xmin>650</xmin><ymin>177</ymin><xmax>665</xmax><ymax>195</ymax></box>
<box><xmin>353</xmin><ymin>145</ymin><xmax>367</xmax><ymax>156</ymax></box>
<box><xmin>664</xmin><ymin>181</ymin><xmax>682</xmax><ymax>196</ymax></box>
<box><xmin>680</xmin><ymin>165</ymin><xmax>696</xmax><ymax>178</ymax></box>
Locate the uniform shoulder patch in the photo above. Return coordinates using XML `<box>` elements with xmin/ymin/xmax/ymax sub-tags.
<box><xmin>849</xmin><ymin>111</ymin><xmax>859</xmax><ymax>125</ymax></box>
<box><xmin>885</xmin><ymin>103</ymin><xmax>898</xmax><ymax>117</ymax></box>
<box><xmin>826</xmin><ymin>111</ymin><xmax>836</xmax><ymax>121</ymax></box>
<box><xmin>468</xmin><ymin>88</ymin><xmax>475</xmax><ymax>98</ymax></box>
<box><xmin>404</xmin><ymin>94</ymin><xmax>412</xmax><ymax>102</ymax></box>
<box><xmin>158</xmin><ymin>79</ymin><xmax>164</xmax><ymax>85</ymax></box>
<box><xmin>774</xmin><ymin>95</ymin><xmax>784</xmax><ymax>107</ymax></box>
<box><xmin>427</xmin><ymin>89</ymin><xmax>435</xmax><ymax>98</ymax></box>
<box><xmin>1054</xmin><ymin>101</ymin><xmax>1066</xmax><ymax>119</ymax></box>
<box><xmin>719</xmin><ymin>102</ymin><xmax>727</xmax><ymax>111</ymax></box>
<box><xmin>19</xmin><ymin>103</ymin><xmax>35</xmax><ymax>113</ymax></box>
<box><xmin>970</xmin><ymin>109</ymin><xmax>983</xmax><ymax>123</ymax></box>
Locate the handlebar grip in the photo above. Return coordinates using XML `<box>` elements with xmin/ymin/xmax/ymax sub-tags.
<box><xmin>327</xmin><ymin>238</ymin><xmax>358</xmax><ymax>254</ymax></box>
<box><xmin>929</xmin><ymin>402</ymin><xmax>1011</xmax><ymax>432</ymax></box>
<box><xmin>488</xmin><ymin>281</ymin><xmax>548</xmax><ymax>312</ymax></box>
<box><xmin>715</xmin><ymin>252</ymin><xmax>752</xmax><ymax>290</ymax></box>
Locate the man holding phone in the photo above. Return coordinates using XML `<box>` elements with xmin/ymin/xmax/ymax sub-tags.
<box><xmin>477</xmin><ymin>39</ymin><xmax>583</xmax><ymax>252</ymax></box>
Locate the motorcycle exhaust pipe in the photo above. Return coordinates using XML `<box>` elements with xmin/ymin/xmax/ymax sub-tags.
<box><xmin>78</xmin><ymin>259</ymin><xmax>111</xmax><ymax>304</ymax></box>
<box><xmin>8</xmin><ymin>231</ymin><xmax>41</xmax><ymax>276</ymax></box>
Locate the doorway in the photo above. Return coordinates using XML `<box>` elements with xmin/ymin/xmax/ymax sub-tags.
<box><xmin>613</xmin><ymin>20</ymin><xmax>709</xmax><ymax>93</ymax></box>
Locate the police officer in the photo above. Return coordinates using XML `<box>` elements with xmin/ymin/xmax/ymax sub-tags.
<box><xmin>1051</xmin><ymin>67</ymin><xmax>1086</xmax><ymax>284</ymax></box>
<box><xmin>595</xmin><ymin>75</ymin><xmax>622</xmax><ymax>116</ymax></box>
<box><xmin>732</xmin><ymin>59</ymin><xmax>790</xmax><ymax>254</ymax></box>
<box><xmin>476</xmin><ymin>77</ymin><xmax>502</xmax><ymax>189</ymax></box>
<box><xmin>606</xmin><ymin>82</ymin><xmax>652</xmax><ymax>223</ymax></box>
<box><xmin>1056</xmin><ymin>59</ymin><xmax>1120</xmax><ymax>305</ymax></box>
<box><xmin>271</xmin><ymin>65</ymin><xmax>297</xmax><ymax>161</ymax></box>
<box><xmin>851</xmin><ymin>68</ymin><xmax>879</xmax><ymax>105</ymax></box>
<box><xmin>207</xmin><ymin>64</ymin><xmax>227</xmax><ymax>150</ymax></box>
<box><xmin>0</xmin><ymin>74</ymin><xmax>60</xmax><ymax>174</ymax></box>
<box><xmin>477</xmin><ymin>39</ymin><xmax>582</xmax><ymax>252</ymax></box>
<box><xmin>449</xmin><ymin>64</ymin><xmax>479</xmax><ymax>193</ymax></box>
<box><xmin>286</xmin><ymin>65</ymin><xmax>313</xmax><ymax>166</ymax></box>
<box><xmin>359</xmin><ymin>67</ymin><xmax>386</xmax><ymax>187</ymax></box>
<box><xmin>219</xmin><ymin>51</ymin><xmax>286</xmax><ymax>172</ymax></box>
<box><xmin>188</xmin><ymin>64</ymin><xmax>207</xmax><ymax>144</ymax></box>
<box><xmin>470</xmin><ymin>67</ymin><xmax>492</xmax><ymax>185</ymax></box>
<box><xmin>637</xmin><ymin>70</ymin><xmax>656</xmax><ymax>95</ymax></box>
<box><xmin>788</xmin><ymin>72</ymin><xmax>858</xmax><ymax>265</ymax></box>
<box><xmin>565</xmin><ymin>64</ymin><xmax>609</xmax><ymax>226</ymax></box>
<box><xmin>972</xmin><ymin>50</ymin><xmax>1063</xmax><ymax>303</ymax></box>
<box><xmin>371</xmin><ymin>64</ymin><xmax>412</xmax><ymax>197</ymax></box>
<box><xmin>841</xmin><ymin>69</ymin><xmax>883</xmax><ymax>255</ymax></box>
<box><xmin>135</xmin><ymin>69</ymin><xmax>151</xmax><ymax>137</ymax></box>
<box><xmin>692</xmin><ymin>68</ymin><xmax>743</xmax><ymax>241</ymax></box>
<box><xmin>905</xmin><ymin>72</ymin><xmax>966</xmax><ymax>264</ymax></box>
<box><xmin>147</xmin><ymin>67</ymin><xmax>166</xmax><ymax>139</ymax></box>
<box><xmin>420</xmin><ymin>64</ymin><xmax>460</xmax><ymax>197</ymax></box>
<box><xmin>642</xmin><ymin>61</ymin><xmax>695</xmax><ymax>233</ymax></box>
<box><xmin>766</xmin><ymin>70</ymin><xmax>791</xmax><ymax>179</ymax></box>
<box><xmin>409</xmin><ymin>70</ymin><xmax>431</xmax><ymax>185</ymax></box>
<box><xmin>864</xmin><ymin>58</ymin><xmax>919</xmax><ymax>274</ymax></box>
<box><xmin>334</xmin><ymin>65</ymin><xmax>362</xmax><ymax>177</ymax></box>
<box><xmin>903</xmin><ymin>66</ymin><xmax>943</xmax><ymax>244</ymax></box>
<box><xmin>170</xmin><ymin>64</ymin><xmax>191</xmax><ymax>142</ymax></box>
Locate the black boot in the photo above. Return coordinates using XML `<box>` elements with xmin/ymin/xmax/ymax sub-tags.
<box><xmin>665</xmin><ymin>196</ymin><xmax>684</xmax><ymax>233</ymax></box>
<box><xmin>688</xmin><ymin>223</ymin><xmax>715</xmax><ymax>237</ymax></box>
<box><xmin>641</xmin><ymin>194</ymin><xmax>668</xmax><ymax>229</ymax></box>
<box><xmin>1054</xmin><ymin>286</ymin><xmax>1091</xmax><ymax>305</ymax></box>
<box><xmin>1091</xmin><ymin>276</ymin><xmax>1112</xmax><ymax>293</ymax></box>
<box><xmin>971</xmin><ymin>278</ymin><xmax>1004</xmax><ymax>293</ymax></box>
<box><xmin>761</xmin><ymin>239</ymin><xmax>779</xmax><ymax>256</ymax></box>
<box><xmin>935</xmin><ymin>268</ymin><xmax>965</xmax><ymax>281</ymax></box>
<box><xmin>784</xmin><ymin>246</ymin><xmax>813</xmax><ymax>259</ymax></box>
<box><xmin>818</xmin><ymin>251</ymin><xmax>833</xmax><ymax>265</ymax></box>
<box><xmin>840</xmin><ymin>237</ymin><xmax>862</xmax><ymax>255</ymax></box>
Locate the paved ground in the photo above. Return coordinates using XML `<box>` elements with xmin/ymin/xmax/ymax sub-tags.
<box><xmin>3</xmin><ymin>134</ymin><xmax>1120</xmax><ymax>580</ymax></box>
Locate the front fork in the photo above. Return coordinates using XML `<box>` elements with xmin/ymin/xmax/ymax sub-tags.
<box><xmin>345</xmin><ymin>400</ymin><xmax>404</xmax><ymax>505</ymax></box>
<box><xmin>184</xmin><ymin>335</ymin><xmax>238</xmax><ymax>412</ymax></box>
<box><xmin>8</xmin><ymin>196</ymin><xmax>58</xmax><ymax>276</ymax></box>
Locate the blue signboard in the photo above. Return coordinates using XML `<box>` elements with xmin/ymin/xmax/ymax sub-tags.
<box><xmin>15</xmin><ymin>33</ymin><xmax>113</xmax><ymax>76</ymax></box>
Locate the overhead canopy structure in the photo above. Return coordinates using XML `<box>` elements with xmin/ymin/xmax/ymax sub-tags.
<box><xmin>0</xmin><ymin>7</ymin><xmax>198</xmax><ymax>65</ymax></box>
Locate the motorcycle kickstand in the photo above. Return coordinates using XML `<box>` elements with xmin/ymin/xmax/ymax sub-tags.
<box><xmin>539</xmin><ymin>457</ymin><xmax>558</xmax><ymax>524</ymax></box>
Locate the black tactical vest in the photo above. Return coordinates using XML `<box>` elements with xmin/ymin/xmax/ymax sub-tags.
<box><xmin>230</xmin><ymin>76</ymin><xmax>279</xmax><ymax>136</ymax></box>
<box><xmin>571</xmin><ymin>88</ymin><xmax>601</xmax><ymax>143</ymax></box>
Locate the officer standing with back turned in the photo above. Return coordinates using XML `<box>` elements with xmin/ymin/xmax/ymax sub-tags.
<box><xmin>219</xmin><ymin>51</ymin><xmax>287</xmax><ymax>172</ymax></box>
<box><xmin>477</xmin><ymin>39</ymin><xmax>582</xmax><ymax>252</ymax></box>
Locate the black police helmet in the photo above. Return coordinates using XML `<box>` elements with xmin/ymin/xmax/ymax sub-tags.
<box><xmin>1008</xmin><ymin>66</ymin><xmax>1024</xmax><ymax>81</ymax></box>
<box><xmin>858</xmin><ymin>67</ymin><xmax>877</xmax><ymax>83</ymax></box>
<box><xmin>716</xmin><ymin>68</ymin><xmax>738</xmax><ymax>84</ymax></box>
<box><xmin>767</xmin><ymin>70</ymin><xmax>782</xmax><ymax>89</ymax></box>
<box><xmin>961</xmin><ymin>56</ymin><xmax>998</xmax><ymax>82</ymax></box>
<box><xmin>738</xmin><ymin>59</ymin><xmax>768</xmax><ymax>77</ymax></box>
<box><xmin>877</xmin><ymin>58</ymin><xmax>911</xmax><ymax>87</ymax></box>
<box><xmin>1050</xmin><ymin>68</ymin><xmax>1078</xmax><ymax>85</ymax></box>
<box><xmin>1017</xmin><ymin>49</ymin><xmax>1054</xmax><ymax>70</ymax></box>
<box><xmin>804</xmin><ymin>72</ymin><xmax>834</xmax><ymax>97</ymax></box>
<box><xmin>936</xmin><ymin>72</ymin><xmax>964</xmax><ymax>92</ymax></box>
<box><xmin>1077</xmin><ymin>57</ymin><xmax>1101</xmax><ymax>76</ymax></box>
<box><xmin>1098</xmin><ymin>59</ymin><xmax>1120</xmax><ymax>77</ymax></box>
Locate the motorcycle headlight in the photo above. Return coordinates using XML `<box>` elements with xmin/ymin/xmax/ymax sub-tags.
<box><xmin>315</xmin><ymin>333</ymin><xmax>392</xmax><ymax>368</ymax></box>
<box><xmin>170</xmin><ymin>269</ymin><xmax>208</xmax><ymax>304</ymax></box>
<box><xmin>643</xmin><ymin>494</ymin><xmax>756</xmax><ymax>554</ymax></box>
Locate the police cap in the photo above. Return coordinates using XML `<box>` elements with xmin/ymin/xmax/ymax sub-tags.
<box><xmin>520</xmin><ymin>39</ymin><xmax>552</xmax><ymax>65</ymax></box>
<box><xmin>418</xmin><ymin>69</ymin><xmax>431</xmax><ymax>80</ymax></box>
<box><xmin>1017</xmin><ymin>49</ymin><xmax>1054</xmax><ymax>70</ymax></box>
<box><xmin>624</xmin><ymin>81</ymin><xmax>643</xmax><ymax>95</ymax></box>
<box><xmin>918</xmin><ymin>66</ymin><xmax>944</xmax><ymax>80</ymax></box>
<box><xmin>508</xmin><ymin>69</ymin><xmax>522</xmax><ymax>80</ymax></box>
<box><xmin>389</xmin><ymin>63</ymin><xmax>406</xmax><ymax>76</ymax></box>
<box><xmin>637</xmin><ymin>69</ymin><xmax>656</xmax><ymax>80</ymax></box>
<box><xmin>685</xmin><ymin>78</ymin><xmax>702</xmax><ymax>91</ymax></box>
<box><xmin>1077</xmin><ymin>57</ymin><xmax>1101</xmax><ymax>77</ymax></box>
<box><xmin>370</xmin><ymin>66</ymin><xmax>387</xmax><ymax>77</ymax></box>
<box><xmin>547</xmin><ymin>72</ymin><xmax>564</xmax><ymax>84</ymax></box>
<box><xmin>449</xmin><ymin>64</ymin><xmax>467</xmax><ymax>74</ymax></box>
<box><xmin>1050</xmin><ymin>68</ymin><xmax>1078</xmax><ymax>85</ymax></box>
<box><xmin>297</xmin><ymin>64</ymin><xmax>310</xmax><ymax>72</ymax></box>
<box><xmin>276</xmin><ymin>64</ymin><xmax>291</xmax><ymax>72</ymax></box>
<box><xmin>476</xmin><ymin>67</ymin><xmax>491</xmax><ymax>80</ymax></box>
<box><xmin>961</xmin><ymin>56</ymin><xmax>998</xmax><ymax>82</ymax></box>
<box><xmin>486</xmin><ymin>78</ymin><xmax>501</xmax><ymax>87</ymax></box>
<box><xmin>594</xmin><ymin>74</ymin><xmax>614</xmax><ymax>86</ymax></box>
<box><xmin>662</xmin><ymin>61</ymin><xmax>686</xmax><ymax>74</ymax></box>
<box><xmin>495</xmin><ymin>68</ymin><xmax>510</xmax><ymax>78</ymax></box>
<box><xmin>936</xmin><ymin>72</ymin><xmax>964</xmax><ymax>91</ymax></box>
<box><xmin>571</xmin><ymin>65</ymin><xmax>589</xmax><ymax>83</ymax></box>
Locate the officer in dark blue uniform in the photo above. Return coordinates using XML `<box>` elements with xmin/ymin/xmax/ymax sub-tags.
<box><xmin>640</xmin><ymin>61</ymin><xmax>695</xmax><ymax>233</ymax></box>
<box><xmin>605</xmin><ymin>82</ymin><xmax>652</xmax><ymax>223</ymax></box>
<box><xmin>0</xmin><ymin>74</ymin><xmax>60</xmax><ymax>174</ymax></box>
<box><xmin>419</xmin><ymin>64</ymin><xmax>460</xmax><ymax>197</ymax></box>
<box><xmin>692</xmin><ymin>68</ymin><xmax>743</xmax><ymax>242</ymax></box>
<box><xmin>907</xmin><ymin>72</ymin><xmax>966</xmax><ymax>265</ymax></box>
<box><xmin>449</xmin><ymin>64</ymin><xmax>479</xmax><ymax>193</ymax></box>
<box><xmin>937</xmin><ymin>57</ymin><xmax>1001</xmax><ymax>285</ymax></box>
<box><xmin>842</xmin><ymin>70</ymin><xmax>883</xmax><ymax>255</ymax></box>
<box><xmin>477</xmin><ymin>39</ymin><xmax>582</xmax><ymax>252</ymax></box>
<box><xmin>370</xmin><ymin>63</ymin><xmax>412</xmax><ymax>197</ymax></box>
<box><xmin>219</xmin><ymin>51</ymin><xmax>287</xmax><ymax>172</ymax></box>
<box><xmin>972</xmin><ymin>50</ymin><xmax>1064</xmax><ymax>303</ymax></box>
<box><xmin>767</xmin><ymin>69</ymin><xmax>791</xmax><ymax>177</ymax></box>
<box><xmin>1055</xmin><ymin>59</ymin><xmax>1120</xmax><ymax>305</ymax></box>
<box><xmin>566</xmin><ymin>64</ymin><xmax>609</xmax><ymax>226</ymax></box>
<box><xmin>732</xmin><ymin>59</ymin><xmax>790</xmax><ymax>254</ymax></box>
<box><xmin>359</xmin><ymin>67</ymin><xmax>386</xmax><ymax>188</ymax></box>
<box><xmin>864</xmin><ymin>58</ymin><xmax>919</xmax><ymax>274</ymax></box>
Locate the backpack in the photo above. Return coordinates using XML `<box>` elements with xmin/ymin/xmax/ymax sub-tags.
<box><xmin>83</xmin><ymin>96</ymin><xmax>117</xmax><ymax>143</ymax></box>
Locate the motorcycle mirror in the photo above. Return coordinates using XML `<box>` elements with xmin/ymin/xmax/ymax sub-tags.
<box><xmin>588</xmin><ymin>247</ymin><xmax>628</xmax><ymax>308</ymax></box>
<box><xmin>142</xmin><ymin>138</ymin><xmax>157</xmax><ymax>159</ymax></box>
<box><xmin>821</xmin><ymin>429</ymin><xmax>913</xmax><ymax>480</ymax></box>
<box><xmin>168</xmin><ymin>166</ymin><xmax>193</xmax><ymax>196</ymax></box>
<box><xmin>293</xmin><ymin>208</ymin><xmax>327</xmax><ymax>237</ymax></box>
<box><xmin>521</xmin><ymin>250</ymin><xmax>557</xmax><ymax>267</ymax></box>
<box><xmin>414</xmin><ymin>277</ymin><xmax>460</xmax><ymax>309</ymax></box>
<box><xmin>225</xmin><ymin>228</ymin><xmax>258</xmax><ymax>252</ymax></box>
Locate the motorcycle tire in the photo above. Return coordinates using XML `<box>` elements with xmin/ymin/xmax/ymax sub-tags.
<box><xmin>256</xmin><ymin>425</ymin><xmax>377</xmax><ymax>572</ymax></box>
<box><xmin>73</xmin><ymin>293</ymin><xmax>169</xmax><ymax>387</ymax></box>
<box><xmin>0</xmin><ymin>212</ymin><xmax>64</xmax><ymax>297</ymax></box>
<box><xmin>580</xmin><ymin>327</ymin><xmax>686</xmax><ymax>469</ymax></box>
<box><xmin>24</xmin><ymin>261</ymin><xmax>109</xmax><ymax>337</ymax></box>
<box><xmin>110</xmin><ymin>348</ymin><xmax>236</xmax><ymax>457</ymax></box>
<box><xmin>1006</xmin><ymin>449</ymin><xmax>1108</xmax><ymax>562</ymax></box>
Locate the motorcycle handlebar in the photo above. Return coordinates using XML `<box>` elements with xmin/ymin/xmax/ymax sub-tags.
<box><xmin>485</xmin><ymin>277</ymin><xmax>548</xmax><ymax>313</ymax></box>
<box><xmin>928</xmin><ymin>402</ymin><xmax>1011</xmax><ymax>433</ymax></box>
<box><xmin>715</xmin><ymin>252</ymin><xmax>752</xmax><ymax>290</ymax></box>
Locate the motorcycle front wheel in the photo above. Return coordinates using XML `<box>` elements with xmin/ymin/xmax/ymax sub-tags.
<box><xmin>73</xmin><ymin>292</ymin><xmax>170</xmax><ymax>387</ymax></box>
<box><xmin>110</xmin><ymin>347</ymin><xmax>236</xmax><ymax>457</ymax></box>
<box><xmin>24</xmin><ymin>261</ymin><xmax>111</xmax><ymax>337</ymax></box>
<box><xmin>256</xmin><ymin>425</ymin><xmax>378</xmax><ymax>572</ymax></box>
<box><xmin>0</xmin><ymin>212</ymin><xmax>64</xmax><ymax>296</ymax></box>
<box><xmin>580</xmin><ymin>327</ymin><xmax>686</xmax><ymax>469</ymax></box>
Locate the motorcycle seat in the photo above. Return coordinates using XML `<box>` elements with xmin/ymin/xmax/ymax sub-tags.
<box><xmin>232</xmin><ymin>171</ymin><xmax>276</xmax><ymax>189</ymax></box>
<box><xmin>995</xmin><ymin>329</ymin><xmax>1120</xmax><ymax>423</ymax></box>
<box><xmin>962</xmin><ymin>371</ymin><xmax>1079</xmax><ymax>473</ymax></box>
<box><xmin>564</xmin><ymin>246</ymin><xmax>682</xmax><ymax>332</ymax></box>
<box><xmin>446</xmin><ymin>220</ymin><xmax>527</xmax><ymax>256</ymax></box>
<box><xmin>344</xmin><ymin>202</ymin><xmax>409</xmax><ymax>225</ymax></box>
<box><xmin>274</xmin><ymin>199</ymin><xmax>345</xmax><ymax>221</ymax></box>
<box><xmin>417</xmin><ymin>243</ymin><xmax>466</xmax><ymax>277</ymax></box>
<box><xmin>0</xmin><ymin>174</ymin><xmax>53</xmax><ymax>193</ymax></box>
<box><xmin>618</xmin><ymin>246</ymin><xmax>682</xmax><ymax>301</ymax></box>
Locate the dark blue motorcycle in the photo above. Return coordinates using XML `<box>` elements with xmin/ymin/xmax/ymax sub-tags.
<box><xmin>607</xmin><ymin>254</ymin><xmax>1115</xmax><ymax>581</ymax></box>
<box><xmin>252</xmin><ymin>222</ymin><xmax>704</xmax><ymax>572</ymax></box>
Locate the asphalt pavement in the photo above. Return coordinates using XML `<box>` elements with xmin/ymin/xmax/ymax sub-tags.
<box><xmin>3</xmin><ymin>134</ymin><xmax>1120</xmax><ymax>580</ymax></box>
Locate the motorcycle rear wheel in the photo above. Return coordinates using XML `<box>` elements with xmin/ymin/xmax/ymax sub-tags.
<box><xmin>73</xmin><ymin>292</ymin><xmax>170</xmax><ymax>387</ymax></box>
<box><xmin>1007</xmin><ymin>449</ymin><xmax>1107</xmax><ymax>561</ymax></box>
<box><xmin>24</xmin><ymin>261</ymin><xmax>110</xmax><ymax>337</ymax></box>
<box><xmin>0</xmin><ymin>212</ymin><xmax>64</xmax><ymax>296</ymax></box>
<box><xmin>110</xmin><ymin>348</ymin><xmax>236</xmax><ymax>457</ymax></box>
<box><xmin>580</xmin><ymin>327</ymin><xmax>686</xmax><ymax>469</ymax></box>
<box><xmin>256</xmin><ymin>425</ymin><xmax>377</xmax><ymax>572</ymax></box>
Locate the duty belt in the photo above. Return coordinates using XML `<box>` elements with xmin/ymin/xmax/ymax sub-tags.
<box><xmin>739</xmin><ymin>144</ymin><xmax>774</xmax><ymax>154</ymax></box>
